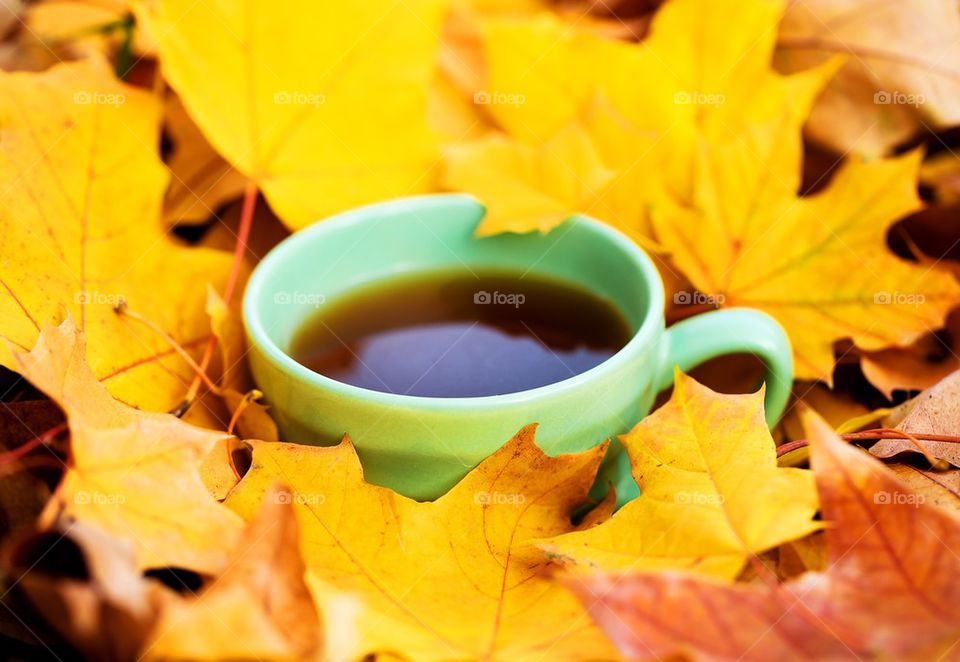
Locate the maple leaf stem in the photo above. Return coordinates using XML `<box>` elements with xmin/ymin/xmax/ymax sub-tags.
<box><xmin>0</xmin><ymin>422</ymin><xmax>68</xmax><ymax>466</ymax></box>
<box><xmin>779</xmin><ymin>427</ymin><xmax>960</xmax><ymax>468</ymax></box>
<box><xmin>115</xmin><ymin>302</ymin><xmax>222</xmax><ymax>396</ymax></box>
<box><xmin>226</xmin><ymin>390</ymin><xmax>262</xmax><ymax>438</ymax></box>
<box><xmin>223</xmin><ymin>181</ymin><xmax>259</xmax><ymax>306</ymax></box>
<box><xmin>183</xmin><ymin>180</ymin><xmax>259</xmax><ymax>410</ymax></box>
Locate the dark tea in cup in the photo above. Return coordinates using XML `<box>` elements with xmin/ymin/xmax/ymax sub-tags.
<box><xmin>289</xmin><ymin>269</ymin><xmax>632</xmax><ymax>397</ymax></box>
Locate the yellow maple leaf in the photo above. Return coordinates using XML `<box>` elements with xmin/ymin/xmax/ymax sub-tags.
<box><xmin>444</xmin><ymin>0</ymin><xmax>832</xmax><ymax>238</ymax></box>
<box><xmin>139</xmin><ymin>0</ymin><xmax>447</xmax><ymax>229</ymax></box>
<box><xmin>540</xmin><ymin>371</ymin><xmax>820</xmax><ymax>578</ymax></box>
<box><xmin>0</xmin><ymin>58</ymin><xmax>235</xmax><ymax>412</ymax></box>
<box><xmin>14</xmin><ymin>318</ymin><xmax>244</xmax><ymax>574</ymax></box>
<box><xmin>225</xmin><ymin>425</ymin><xmax>618</xmax><ymax>661</ymax></box>
<box><xmin>655</xmin><ymin>122</ymin><xmax>960</xmax><ymax>380</ymax></box>
<box><xmin>444</xmin><ymin>124</ymin><xmax>615</xmax><ymax>234</ymax></box>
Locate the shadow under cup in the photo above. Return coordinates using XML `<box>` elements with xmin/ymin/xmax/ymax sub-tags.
<box><xmin>243</xmin><ymin>194</ymin><xmax>666</xmax><ymax>503</ymax></box>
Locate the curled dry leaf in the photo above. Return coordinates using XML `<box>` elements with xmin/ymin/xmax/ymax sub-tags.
<box><xmin>15</xmin><ymin>318</ymin><xmax>244</xmax><ymax>573</ymax></box>
<box><xmin>870</xmin><ymin>369</ymin><xmax>960</xmax><ymax>467</ymax></box>
<box><xmin>540</xmin><ymin>371</ymin><xmax>819</xmax><ymax>578</ymax></box>
<box><xmin>224</xmin><ymin>425</ymin><xmax>618</xmax><ymax>661</ymax></box>
<box><xmin>0</xmin><ymin>57</ymin><xmax>235</xmax><ymax>412</ymax></box>
<box><xmin>138</xmin><ymin>0</ymin><xmax>447</xmax><ymax>229</ymax></box>
<box><xmin>564</xmin><ymin>410</ymin><xmax>960</xmax><ymax>661</ymax></box>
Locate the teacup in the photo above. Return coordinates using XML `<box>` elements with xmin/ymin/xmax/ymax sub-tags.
<box><xmin>243</xmin><ymin>194</ymin><xmax>793</xmax><ymax>503</ymax></box>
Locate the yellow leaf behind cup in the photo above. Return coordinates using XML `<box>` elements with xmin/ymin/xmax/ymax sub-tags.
<box><xmin>140</xmin><ymin>0</ymin><xmax>447</xmax><ymax>229</ymax></box>
<box><xmin>540</xmin><ymin>371</ymin><xmax>820</xmax><ymax>578</ymax></box>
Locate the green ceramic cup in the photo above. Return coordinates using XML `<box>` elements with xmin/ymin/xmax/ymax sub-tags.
<box><xmin>243</xmin><ymin>194</ymin><xmax>793</xmax><ymax>503</ymax></box>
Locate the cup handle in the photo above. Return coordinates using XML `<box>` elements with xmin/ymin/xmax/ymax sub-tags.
<box><xmin>655</xmin><ymin>308</ymin><xmax>793</xmax><ymax>426</ymax></box>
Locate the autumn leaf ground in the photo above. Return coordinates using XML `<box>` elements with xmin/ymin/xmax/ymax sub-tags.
<box><xmin>4</xmin><ymin>0</ymin><xmax>960</xmax><ymax>661</ymax></box>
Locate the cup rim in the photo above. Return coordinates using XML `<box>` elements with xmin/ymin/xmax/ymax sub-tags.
<box><xmin>243</xmin><ymin>193</ymin><xmax>666</xmax><ymax>411</ymax></box>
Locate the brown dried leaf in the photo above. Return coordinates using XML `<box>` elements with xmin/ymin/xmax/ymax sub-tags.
<box><xmin>777</xmin><ymin>0</ymin><xmax>960</xmax><ymax>156</ymax></box>
<box><xmin>887</xmin><ymin>463</ymin><xmax>960</xmax><ymax>512</ymax></box>
<box><xmin>870</xmin><ymin>369</ymin><xmax>960</xmax><ymax>467</ymax></box>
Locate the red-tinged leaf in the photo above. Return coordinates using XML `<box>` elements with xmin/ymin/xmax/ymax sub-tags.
<box><xmin>797</xmin><ymin>412</ymin><xmax>960</xmax><ymax>656</ymax></box>
<box><xmin>564</xmin><ymin>410</ymin><xmax>960</xmax><ymax>661</ymax></box>
<box><xmin>565</xmin><ymin>571</ymin><xmax>856</xmax><ymax>661</ymax></box>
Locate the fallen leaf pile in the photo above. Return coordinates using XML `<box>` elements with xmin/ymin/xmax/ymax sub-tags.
<box><xmin>568</xmin><ymin>413</ymin><xmax>960</xmax><ymax>661</ymax></box>
<box><xmin>3</xmin><ymin>0</ymin><xmax>960</xmax><ymax>659</ymax></box>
